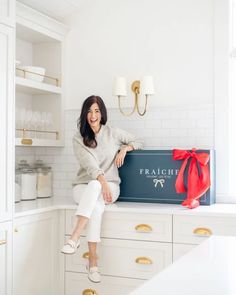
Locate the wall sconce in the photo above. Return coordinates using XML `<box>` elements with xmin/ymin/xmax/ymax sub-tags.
<box><xmin>113</xmin><ymin>76</ymin><xmax>155</xmax><ymax>116</ymax></box>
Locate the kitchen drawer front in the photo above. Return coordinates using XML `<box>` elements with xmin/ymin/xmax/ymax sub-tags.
<box><xmin>65</xmin><ymin>210</ymin><xmax>172</xmax><ymax>242</ymax></box>
<box><xmin>65</xmin><ymin>272</ymin><xmax>144</xmax><ymax>295</ymax></box>
<box><xmin>173</xmin><ymin>243</ymin><xmax>197</xmax><ymax>261</ymax></box>
<box><xmin>66</xmin><ymin>237</ymin><xmax>172</xmax><ymax>280</ymax></box>
<box><xmin>173</xmin><ymin>215</ymin><xmax>236</xmax><ymax>244</ymax></box>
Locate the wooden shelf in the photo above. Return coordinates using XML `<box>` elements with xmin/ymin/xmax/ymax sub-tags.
<box><xmin>15</xmin><ymin>77</ymin><xmax>61</xmax><ymax>95</ymax></box>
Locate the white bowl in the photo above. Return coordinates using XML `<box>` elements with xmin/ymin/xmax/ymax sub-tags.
<box><xmin>22</xmin><ymin>66</ymin><xmax>46</xmax><ymax>82</ymax></box>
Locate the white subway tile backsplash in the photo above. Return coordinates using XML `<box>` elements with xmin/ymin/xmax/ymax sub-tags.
<box><xmin>16</xmin><ymin>104</ymin><xmax>214</xmax><ymax>199</ymax></box>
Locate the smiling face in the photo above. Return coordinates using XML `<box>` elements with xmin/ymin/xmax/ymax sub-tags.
<box><xmin>87</xmin><ymin>103</ymin><xmax>102</xmax><ymax>133</ymax></box>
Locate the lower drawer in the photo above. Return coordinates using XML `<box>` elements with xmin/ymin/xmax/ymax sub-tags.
<box><xmin>66</xmin><ymin>237</ymin><xmax>172</xmax><ymax>280</ymax></box>
<box><xmin>65</xmin><ymin>272</ymin><xmax>144</xmax><ymax>295</ymax></box>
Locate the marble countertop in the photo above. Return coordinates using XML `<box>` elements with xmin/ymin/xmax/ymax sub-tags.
<box><xmin>14</xmin><ymin>197</ymin><xmax>236</xmax><ymax>217</ymax></box>
<box><xmin>129</xmin><ymin>235</ymin><xmax>236</xmax><ymax>295</ymax></box>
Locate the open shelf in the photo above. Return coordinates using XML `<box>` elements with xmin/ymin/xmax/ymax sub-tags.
<box><xmin>15</xmin><ymin>137</ymin><xmax>64</xmax><ymax>147</ymax></box>
<box><xmin>15</xmin><ymin>77</ymin><xmax>61</xmax><ymax>95</ymax></box>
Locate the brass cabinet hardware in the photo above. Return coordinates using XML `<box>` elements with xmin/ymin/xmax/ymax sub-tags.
<box><xmin>0</xmin><ymin>240</ymin><xmax>7</xmax><ymax>246</ymax></box>
<box><xmin>82</xmin><ymin>288</ymin><xmax>99</xmax><ymax>295</ymax></box>
<box><xmin>82</xmin><ymin>252</ymin><xmax>89</xmax><ymax>259</ymax></box>
<box><xmin>14</xmin><ymin>228</ymin><xmax>18</xmax><ymax>233</ymax></box>
<box><xmin>193</xmin><ymin>227</ymin><xmax>212</xmax><ymax>236</ymax></box>
<box><xmin>82</xmin><ymin>252</ymin><xmax>99</xmax><ymax>259</ymax></box>
<box><xmin>135</xmin><ymin>256</ymin><xmax>153</xmax><ymax>265</ymax></box>
<box><xmin>21</xmin><ymin>138</ymin><xmax>33</xmax><ymax>145</ymax></box>
<box><xmin>135</xmin><ymin>224</ymin><xmax>153</xmax><ymax>232</ymax></box>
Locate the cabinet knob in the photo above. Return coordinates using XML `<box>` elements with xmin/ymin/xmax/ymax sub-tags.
<box><xmin>0</xmin><ymin>240</ymin><xmax>7</xmax><ymax>246</ymax></box>
<box><xmin>135</xmin><ymin>256</ymin><xmax>153</xmax><ymax>265</ymax></box>
<box><xmin>82</xmin><ymin>288</ymin><xmax>99</xmax><ymax>295</ymax></box>
<box><xmin>135</xmin><ymin>224</ymin><xmax>153</xmax><ymax>232</ymax></box>
<box><xmin>82</xmin><ymin>252</ymin><xmax>89</xmax><ymax>259</ymax></box>
<box><xmin>193</xmin><ymin>227</ymin><xmax>212</xmax><ymax>236</ymax></box>
<box><xmin>14</xmin><ymin>228</ymin><xmax>19</xmax><ymax>233</ymax></box>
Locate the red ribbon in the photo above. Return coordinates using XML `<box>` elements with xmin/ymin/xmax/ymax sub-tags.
<box><xmin>172</xmin><ymin>148</ymin><xmax>211</xmax><ymax>209</ymax></box>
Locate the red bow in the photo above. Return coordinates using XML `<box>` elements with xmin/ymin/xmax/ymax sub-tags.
<box><xmin>172</xmin><ymin>148</ymin><xmax>211</xmax><ymax>209</ymax></box>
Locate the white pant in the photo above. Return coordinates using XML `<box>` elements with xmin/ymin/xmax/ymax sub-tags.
<box><xmin>73</xmin><ymin>180</ymin><xmax>120</xmax><ymax>242</ymax></box>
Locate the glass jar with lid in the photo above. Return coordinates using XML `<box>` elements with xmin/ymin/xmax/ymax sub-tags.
<box><xmin>34</xmin><ymin>160</ymin><xmax>53</xmax><ymax>198</ymax></box>
<box><xmin>15</xmin><ymin>167</ymin><xmax>21</xmax><ymax>203</ymax></box>
<box><xmin>18</xmin><ymin>160</ymin><xmax>37</xmax><ymax>201</ymax></box>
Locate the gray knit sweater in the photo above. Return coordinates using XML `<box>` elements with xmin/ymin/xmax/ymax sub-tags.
<box><xmin>72</xmin><ymin>125</ymin><xmax>143</xmax><ymax>185</ymax></box>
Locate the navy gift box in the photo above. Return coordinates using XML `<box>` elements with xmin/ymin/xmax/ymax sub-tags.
<box><xmin>118</xmin><ymin>150</ymin><xmax>215</xmax><ymax>205</ymax></box>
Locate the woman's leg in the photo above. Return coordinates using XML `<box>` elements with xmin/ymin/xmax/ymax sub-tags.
<box><xmin>69</xmin><ymin>180</ymin><xmax>102</xmax><ymax>242</ymax></box>
<box><xmin>88</xmin><ymin>242</ymin><xmax>98</xmax><ymax>267</ymax></box>
<box><xmin>86</xmin><ymin>182</ymin><xmax>120</xmax><ymax>263</ymax></box>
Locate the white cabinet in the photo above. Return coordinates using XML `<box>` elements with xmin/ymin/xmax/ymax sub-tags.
<box><xmin>14</xmin><ymin>212</ymin><xmax>59</xmax><ymax>295</ymax></box>
<box><xmin>0</xmin><ymin>221</ymin><xmax>13</xmax><ymax>295</ymax></box>
<box><xmin>173</xmin><ymin>214</ymin><xmax>236</xmax><ymax>261</ymax></box>
<box><xmin>64</xmin><ymin>209</ymin><xmax>173</xmax><ymax>295</ymax></box>
<box><xmin>0</xmin><ymin>23</ymin><xmax>14</xmax><ymax>223</ymax></box>
<box><xmin>15</xmin><ymin>2</ymin><xmax>68</xmax><ymax>147</ymax></box>
<box><xmin>65</xmin><ymin>272</ymin><xmax>144</xmax><ymax>295</ymax></box>
<box><xmin>0</xmin><ymin>0</ymin><xmax>15</xmax><ymax>27</ymax></box>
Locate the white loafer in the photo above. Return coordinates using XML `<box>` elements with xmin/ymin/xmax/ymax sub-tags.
<box><xmin>86</xmin><ymin>265</ymin><xmax>101</xmax><ymax>283</ymax></box>
<box><xmin>61</xmin><ymin>239</ymin><xmax>80</xmax><ymax>254</ymax></box>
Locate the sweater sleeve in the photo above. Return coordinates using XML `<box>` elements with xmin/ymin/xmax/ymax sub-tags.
<box><xmin>73</xmin><ymin>136</ymin><xmax>104</xmax><ymax>180</ymax></box>
<box><xmin>113</xmin><ymin>127</ymin><xmax>144</xmax><ymax>150</ymax></box>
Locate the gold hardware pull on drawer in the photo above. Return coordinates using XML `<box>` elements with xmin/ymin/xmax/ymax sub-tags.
<box><xmin>82</xmin><ymin>252</ymin><xmax>89</xmax><ymax>259</ymax></box>
<box><xmin>193</xmin><ymin>227</ymin><xmax>212</xmax><ymax>236</ymax></box>
<box><xmin>21</xmin><ymin>138</ymin><xmax>33</xmax><ymax>145</ymax></box>
<box><xmin>82</xmin><ymin>288</ymin><xmax>99</xmax><ymax>295</ymax></box>
<box><xmin>135</xmin><ymin>257</ymin><xmax>153</xmax><ymax>265</ymax></box>
<box><xmin>135</xmin><ymin>224</ymin><xmax>153</xmax><ymax>232</ymax></box>
<box><xmin>0</xmin><ymin>240</ymin><xmax>7</xmax><ymax>246</ymax></box>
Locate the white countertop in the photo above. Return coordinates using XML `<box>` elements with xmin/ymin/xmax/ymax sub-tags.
<box><xmin>14</xmin><ymin>197</ymin><xmax>236</xmax><ymax>217</ymax></box>
<box><xmin>129</xmin><ymin>235</ymin><xmax>236</xmax><ymax>295</ymax></box>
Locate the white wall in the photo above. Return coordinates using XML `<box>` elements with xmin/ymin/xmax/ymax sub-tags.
<box><xmin>65</xmin><ymin>0</ymin><xmax>214</xmax><ymax>109</ymax></box>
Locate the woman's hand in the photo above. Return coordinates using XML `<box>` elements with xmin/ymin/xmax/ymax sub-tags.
<box><xmin>101</xmin><ymin>181</ymin><xmax>112</xmax><ymax>203</ymax></box>
<box><xmin>115</xmin><ymin>149</ymin><xmax>127</xmax><ymax>168</ymax></box>
<box><xmin>115</xmin><ymin>145</ymin><xmax>133</xmax><ymax>168</ymax></box>
<box><xmin>97</xmin><ymin>174</ymin><xmax>112</xmax><ymax>203</ymax></box>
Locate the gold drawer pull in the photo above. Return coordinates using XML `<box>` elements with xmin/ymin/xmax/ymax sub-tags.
<box><xmin>135</xmin><ymin>224</ymin><xmax>153</xmax><ymax>232</ymax></box>
<box><xmin>135</xmin><ymin>257</ymin><xmax>153</xmax><ymax>265</ymax></box>
<box><xmin>21</xmin><ymin>138</ymin><xmax>33</xmax><ymax>145</ymax></box>
<box><xmin>0</xmin><ymin>240</ymin><xmax>7</xmax><ymax>246</ymax></box>
<box><xmin>83</xmin><ymin>252</ymin><xmax>89</xmax><ymax>259</ymax></box>
<box><xmin>82</xmin><ymin>252</ymin><xmax>99</xmax><ymax>260</ymax></box>
<box><xmin>82</xmin><ymin>289</ymin><xmax>99</xmax><ymax>295</ymax></box>
<box><xmin>193</xmin><ymin>227</ymin><xmax>212</xmax><ymax>236</ymax></box>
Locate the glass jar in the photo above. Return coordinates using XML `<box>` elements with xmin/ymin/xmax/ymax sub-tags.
<box><xmin>15</xmin><ymin>168</ymin><xmax>21</xmax><ymax>203</ymax></box>
<box><xmin>34</xmin><ymin>160</ymin><xmax>53</xmax><ymax>198</ymax></box>
<box><xmin>20</xmin><ymin>167</ymin><xmax>37</xmax><ymax>201</ymax></box>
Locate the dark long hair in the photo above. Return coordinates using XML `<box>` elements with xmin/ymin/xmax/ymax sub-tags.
<box><xmin>78</xmin><ymin>95</ymin><xmax>107</xmax><ymax>148</ymax></box>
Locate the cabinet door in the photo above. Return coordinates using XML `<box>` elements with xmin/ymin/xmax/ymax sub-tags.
<box><xmin>14</xmin><ymin>212</ymin><xmax>58</xmax><ymax>295</ymax></box>
<box><xmin>65</xmin><ymin>272</ymin><xmax>144</xmax><ymax>295</ymax></box>
<box><xmin>0</xmin><ymin>23</ymin><xmax>14</xmax><ymax>223</ymax></box>
<box><xmin>0</xmin><ymin>221</ymin><xmax>13</xmax><ymax>295</ymax></box>
<box><xmin>0</xmin><ymin>0</ymin><xmax>15</xmax><ymax>27</ymax></box>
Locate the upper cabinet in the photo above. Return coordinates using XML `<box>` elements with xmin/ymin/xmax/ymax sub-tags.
<box><xmin>15</xmin><ymin>2</ymin><xmax>68</xmax><ymax>147</ymax></box>
<box><xmin>0</xmin><ymin>0</ymin><xmax>15</xmax><ymax>27</ymax></box>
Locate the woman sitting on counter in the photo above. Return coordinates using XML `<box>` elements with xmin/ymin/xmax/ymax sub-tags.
<box><xmin>61</xmin><ymin>95</ymin><xmax>143</xmax><ymax>283</ymax></box>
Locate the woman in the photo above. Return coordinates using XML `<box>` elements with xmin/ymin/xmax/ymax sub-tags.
<box><xmin>61</xmin><ymin>95</ymin><xmax>143</xmax><ymax>283</ymax></box>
